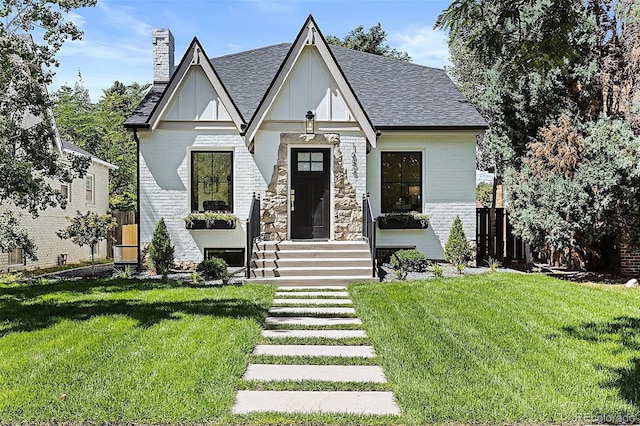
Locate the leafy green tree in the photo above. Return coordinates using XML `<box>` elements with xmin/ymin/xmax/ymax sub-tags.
<box><xmin>0</xmin><ymin>211</ymin><xmax>37</xmax><ymax>262</ymax></box>
<box><xmin>476</xmin><ymin>182</ymin><xmax>493</xmax><ymax>208</ymax></box>
<box><xmin>53</xmin><ymin>80</ymin><xmax>149</xmax><ymax>211</ymax></box>
<box><xmin>148</xmin><ymin>218</ymin><xmax>174</xmax><ymax>280</ymax></box>
<box><xmin>57</xmin><ymin>211</ymin><xmax>117</xmax><ymax>275</ymax></box>
<box><xmin>444</xmin><ymin>215</ymin><xmax>472</xmax><ymax>270</ymax></box>
<box><xmin>1</xmin><ymin>0</ymin><xmax>95</xmax><ymax>218</ymax></box>
<box><xmin>326</xmin><ymin>23</ymin><xmax>411</xmax><ymax>61</ymax></box>
<box><xmin>506</xmin><ymin>115</ymin><xmax>640</xmax><ymax>269</ymax></box>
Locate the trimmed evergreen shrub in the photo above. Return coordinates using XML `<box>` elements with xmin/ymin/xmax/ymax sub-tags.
<box><xmin>197</xmin><ymin>257</ymin><xmax>228</xmax><ymax>280</ymax></box>
<box><xmin>390</xmin><ymin>249</ymin><xmax>429</xmax><ymax>273</ymax></box>
<box><xmin>444</xmin><ymin>215</ymin><xmax>472</xmax><ymax>267</ymax></box>
<box><xmin>148</xmin><ymin>218</ymin><xmax>174</xmax><ymax>280</ymax></box>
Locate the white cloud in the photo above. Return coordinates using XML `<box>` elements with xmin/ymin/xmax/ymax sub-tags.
<box><xmin>390</xmin><ymin>25</ymin><xmax>451</xmax><ymax>69</ymax></box>
<box><xmin>64</xmin><ymin>11</ymin><xmax>87</xmax><ymax>28</ymax></box>
<box><xmin>97</xmin><ymin>0</ymin><xmax>153</xmax><ymax>37</ymax></box>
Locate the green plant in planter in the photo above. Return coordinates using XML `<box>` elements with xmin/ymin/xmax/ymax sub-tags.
<box><xmin>183</xmin><ymin>212</ymin><xmax>239</xmax><ymax>228</ymax></box>
<box><xmin>377</xmin><ymin>211</ymin><xmax>429</xmax><ymax>228</ymax></box>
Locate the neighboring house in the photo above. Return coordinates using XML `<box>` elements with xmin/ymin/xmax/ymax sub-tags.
<box><xmin>125</xmin><ymin>16</ymin><xmax>487</xmax><ymax>278</ymax></box>
<box><xmin>1</xmin><ymin>139</ymin><xmax>115</xmax><ymax>272</ymax></box>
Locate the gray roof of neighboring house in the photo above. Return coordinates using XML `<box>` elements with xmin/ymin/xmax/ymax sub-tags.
<box><xmin>125</xmin><ymin>43</ymin><xmax>487</xmax><ymax>129</ymax></box>
<box><xmin>61</xmin><ymin>140</ymin><xmax>116</xmax><ymax>168</ymax></box>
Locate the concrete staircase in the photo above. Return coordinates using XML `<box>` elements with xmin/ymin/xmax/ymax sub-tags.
<box><xmin>246</xmin><ymin>241</ymin><xmax>375</xmax><ymax>286</ymax></box>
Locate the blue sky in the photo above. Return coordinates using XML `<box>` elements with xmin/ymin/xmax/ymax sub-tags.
<box><xmin>50</xmin><ymin>0</ymin><xmax>454</xmax><ymax>101</ymax></box>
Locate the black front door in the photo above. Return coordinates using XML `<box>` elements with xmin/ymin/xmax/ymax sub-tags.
<box><xmin>291</xmin><ymin>148</ymin><xmax>330</xmax><ymax>239</ymax></box>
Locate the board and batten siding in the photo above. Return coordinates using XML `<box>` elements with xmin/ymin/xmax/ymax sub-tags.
<box><xmin>367</xmin><ymin>131</ymin><xmax>477</xmax><ymax>260</ymax></box>
<box><xmin>0</xmin><ymin>161</ymin><xmax>111</xmax><ymax>271</ymax></box>
<box><xmin>138</xmin><ymin>127</ymin><xmax>253</xmax><ymax>262</ymax></box>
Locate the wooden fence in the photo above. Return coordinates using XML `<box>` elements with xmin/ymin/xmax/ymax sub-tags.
<box><xmin>476</xmin><ymin>208</ymin><xmax>526</xmax><ymax>265</ymax></box>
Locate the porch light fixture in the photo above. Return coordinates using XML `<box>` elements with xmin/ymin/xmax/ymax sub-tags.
<box><xmin>305</xmin><ymin>110</ymin><xmax>315</xmax><ymax>134</ymax></box>
<box><xmin>408</xmin><ymin>186</ymin><xmax>420</xmax><ymax>196</ymax></box>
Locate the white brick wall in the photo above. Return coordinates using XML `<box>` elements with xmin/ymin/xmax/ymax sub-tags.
<box><xmin>367</xmin><ymin>131</ymin><xmax>477</xmax><ymax>259</ymax></box>
<box><xmin>139</xmin><ymin>128</ymin><xmax>252</xmax><ymax>262</ymax></box>
<box><xmin>339</xmin><ymin>134</ymin><xmax>367</xmax><ymax>202</ymax></box>
<box><xmin>1</xmin><ymin>160</ymin><xmax>111</xmax><ymax>272</ymax></box>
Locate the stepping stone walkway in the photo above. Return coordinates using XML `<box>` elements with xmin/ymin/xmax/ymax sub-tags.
<box><xmin>232</xmin><ymin>286</ymin><xmax>400</xmax><ymax>416</ymax></box>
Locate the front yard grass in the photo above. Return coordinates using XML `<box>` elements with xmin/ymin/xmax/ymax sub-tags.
<box><xmin>0</xmin><ymin>278</ymin><xmax>274</xmax><ymax>424</ymax></box>
<box><xmin>350</xmin><ymin>273</ymin><xmax>640</xmax><ymax>424</ymax></box>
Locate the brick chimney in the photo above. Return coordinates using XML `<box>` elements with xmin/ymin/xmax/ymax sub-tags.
<box><xmin>152</xmin><ymin>28</ymin><xmax>174</xmax><ymax>84</ymax></box>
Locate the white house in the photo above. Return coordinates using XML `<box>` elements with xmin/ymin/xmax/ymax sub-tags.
<box><xmin>125</xmin><ymin>16</ymin><xmax>487</xmax><ymax>282</ymax></box>
<box><xmin>1</xmin><ymin>140</ymin><xmax>115</xmax><ymax>272</ymax></box>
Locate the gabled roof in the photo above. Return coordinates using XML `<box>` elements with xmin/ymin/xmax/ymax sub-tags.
<box><xmin>125</xmin><ymin>16</ymin><xmax>487</xmax><ymax>132</ymax></box>
<box><xmin>125</xmin><ymin>37</ymin><xmax>244</xmax><ymax>131</ymax></box>
<box><xmin>243</xmin><ymin>15</ymin><xmax>377</xmax><ymax>146</ymax></box>
<box><xmin>61</xmin><ymin>140</ymin><xmax>117</xmax><ymax>169</ymax></box>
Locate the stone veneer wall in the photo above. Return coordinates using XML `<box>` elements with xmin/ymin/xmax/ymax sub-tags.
<box><xmin>261</xmin><ymin>133</ymin><xmax>362</xmax><ymax>241</ymax></box>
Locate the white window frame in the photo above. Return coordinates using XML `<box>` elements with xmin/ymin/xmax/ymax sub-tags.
<box><xmin>85</xmin><ymin>174</ymin><xmax>95</xmax><ymax>204</ymax></box>
<box><xmin>61</xmin><ymin>182</ymin><xmax>71</xmax><ymax>202</ymax></box>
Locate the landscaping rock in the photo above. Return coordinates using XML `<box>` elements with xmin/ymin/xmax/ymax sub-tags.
<box><xmin>625</xmin><ymin>278</ymin><xmax>638</xmax><ymax>288</ymax></box>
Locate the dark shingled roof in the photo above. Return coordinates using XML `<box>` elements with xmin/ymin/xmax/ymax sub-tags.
<box><xmin>125</xmin><ymin>43</ymin><xmax>487</xmax><ymax>129</ymax></box>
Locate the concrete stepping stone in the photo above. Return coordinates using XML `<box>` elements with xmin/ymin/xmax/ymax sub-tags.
<box><xmin>262</xmin><ymin>329</ymin><xmax>367</xmax><ymax>339</ymax></box>
<box><xmin>265</xmin><ymin>316</ymin><xmax>361</xmax><ymax>326</ymax></box>
<box><xmin>275</xmin><ymin>291</ymin><xmax>350</xmax><ymax>297</ymax></box>
<box><xmin>253</xmin><ymin>344</ymin><xmax>376</xmax><ymax>358</ymax></box>
<box><xmin>269</xmin><ymin>306</ymin><xmax>355</xmax><ymax>315</ymax></box>
<box><xmin>277</xmin><ymin>286</ymin><xmax>347</xmax><ymax>290</ymax></box>
<box><xmin>243</xmin><ymin>364</ymin><xmax>387</xmax><ymax>382</ymax></box>
<box><xmin>273</xmin><ymin>298</ymin><xmax>352</xmax><ymax>305</ymax></box>
<box><xmin>232</xmin><ymin>390</ymin><xmax>401</xmax><ymax>415</ymax></box>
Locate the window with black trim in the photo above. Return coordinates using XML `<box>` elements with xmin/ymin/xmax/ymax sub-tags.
<box><xmin>191</xmin><ymin>151</ymin><xmax>233</xmax><ymax>212</ymax></box>
<box><xmin>205</xmin><ymin>248</ymin><xmax>244</xmax><ymax>267</ymax></box>
<box><xmin>8</xmin><ymin>247</ymin><xmax>23</xmax><ymax>265</ymax></box>
<box><xmin>381</xmin><ymin>152</ymin><xmax>422</xmax><ymax>213</ymax></box>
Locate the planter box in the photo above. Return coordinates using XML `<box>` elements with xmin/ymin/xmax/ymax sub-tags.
<box><xmin>185</xmin><ymin>219</ymin><xmax>236</xmax><ymax>230</ymax></box>
<box><xmin>378</xmin><ymin>218</ymin><xmax>428</xmax><ymax>230</ymax></box>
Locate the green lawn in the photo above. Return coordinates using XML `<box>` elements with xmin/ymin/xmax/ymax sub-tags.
<box><xmin>350</xmin><ymin>273</ymin><xmax>640</xmax><ymax>424</ymax></box>
<box><xmin>2</xmin><ymin>273</ymin><xmax>640</xmax><ymax>425</ymax></box>
<box><xmin>0</xmin><ymin>278</ymin><xmax>274</xmax><ymax>424</ymax></box>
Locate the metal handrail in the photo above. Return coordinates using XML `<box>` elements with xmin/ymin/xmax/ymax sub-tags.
<box><xmin>245</xmin><ymin>193</ymin><xmax>261</xmax><ymax>279</ymax></box>
<box><xmin>362</xmin><ymin>193</ymin><xmax>377</xmax><ymax>277</ymax></box>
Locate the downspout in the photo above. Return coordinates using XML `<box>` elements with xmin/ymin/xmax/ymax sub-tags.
<box><xmin>133</xmin><ymin>128</ymin><xmax>141</xmax><ymax>272</ymax></box>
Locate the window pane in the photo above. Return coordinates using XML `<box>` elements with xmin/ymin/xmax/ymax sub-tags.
<box><xmin>311</xmin><ymin>152</ymin><xmax>323</xmax><ymax>161</ymax></box>
<box><xmin>298</xmin><ymin>152</ymin><xmax>310</xmax><ymax>161</ymax></box>
<box><xmin>192</xmin><ymin>152</ymin><xmax>233</xmax><ymax>212</ymax></box>
<box><xmin>8</xmin><ymin>248</ymin><xmax>22</xmax><ymax>265</ymax></box>
<box><xmin>310</xmin><ymin>161</ymin><xmax>323</xmax><ymax>171</ymax></box>
<box><xmin>381</xmin><ymin>152</ymin><xmax>422</xmax><ymax>213</ymax></box>
<box><xmin>298</xmin><ymin>162</ymin><xmax>311</xmax><ymax>171</ymax></box>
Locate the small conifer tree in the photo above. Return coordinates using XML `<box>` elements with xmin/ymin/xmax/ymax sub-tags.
<box><xmin>444</xmin><ymin>215</ymin><xmax>471</xmax><ymax>271</ymax></box>
<box><xmin>148</xmin><ymin>218</ymin><xmax>174</xmax><ymax>280</ymax></box>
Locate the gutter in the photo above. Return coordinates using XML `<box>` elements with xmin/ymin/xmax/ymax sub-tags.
<box><xmin>133</xmin><ymin>128</ymin><xmax>142</xmax><ymax>272</ymax></box>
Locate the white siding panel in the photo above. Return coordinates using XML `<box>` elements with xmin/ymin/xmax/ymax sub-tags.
<box><xmin>267</xmin><ymin>47</ymin><xmax>354</xmax><ymax>122</ymax></box>
<box><xmin>164</xmin><ymin>67</ymin><xmax>232</xmax><ymax>121</ymax></box>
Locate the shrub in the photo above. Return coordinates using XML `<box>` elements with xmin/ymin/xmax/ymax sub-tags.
<box><xmin>148</xmin><ymin>218</ymin><xmax>174</xmax><ymax>280</ymax></box>
<box><xmin>432</xmin><ymin>263</ymin><xmax>444</xmax><ymax>278</ymax></box>
<box><xmin>390</xmin><ymin>249</ymin><xmax>429</xmax><ymax>280</ymax></box>
<box><xmin>197</xmin><ymin>257</ymin><xmax>228</xmax><ymax>280</ymax></box>
<box><xmin>444</xmin><ymin>216</ymin><xmax>471</xmax><ymax>266</ymax></box>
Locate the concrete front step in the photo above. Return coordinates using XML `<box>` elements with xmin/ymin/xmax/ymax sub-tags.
<box><xmin>274</xmin><ymin>291</ymin><xmax>350</xmax><ymax>297</ymax></box>
<box><xmin>253</xmin><ymin>344</ymin><xmax>376</xmax><ymax>358</ymax></box>
<box><xmin>265</xmin><ymin>316</ymin><xmax>361</xmax><ymax>326</ymax></box>
<box><xmin>246</xmin><ymin>276</ymin><xmax>376</xmax><ymax>286</ymax></box>
<box><xmin>262</xmin><ymin>329</ymin><xmax>367</xmax><ymax>339</ymax></box>
<box><xmin>272</xmin><ymin>298</ymin><xmax>353</xmax><ymax>305</ymax></box>
<box><xmin>232</xmin><ymin>390</ymin><xmax>401</xmax><ymax>415</ymax></box>
<box><xmin>269</xmin><ymin>307</ymin><xmax>356</xmax><ymax>315</ymax></box>
<box><xmin>243</xmin><ymin>364</ymin><xmax>387</xmax><ymax>383</ymax></box>
<box><xmin>254</xmin><ymin>249</ymin><xmax>372</xmax><ymax>260</ymax></box>
<box><xmin>252</xmin><ymin>266</ymin><xmax>372</xmax><ymax>278</ymax></box>
<box><xmin>255</xmin><ymin>241</ymin><xmax>370</xmax><ymax>252</ymax></box>
<box><xmin>252</xmin><ymin>258</ymin><xmax>372</xmax><ymax>269</ymax></box>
